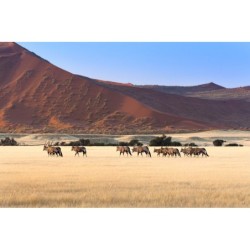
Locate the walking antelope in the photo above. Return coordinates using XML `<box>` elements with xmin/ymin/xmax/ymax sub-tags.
<box><xmin>43</xmin><ymin>141</ymin><xmax>63</xmax><ymax>157</ymax></box>
<box><xmin>71</xmin><ymin>146</ymin><xmax>87</xmax><ymax>157</ymax></box>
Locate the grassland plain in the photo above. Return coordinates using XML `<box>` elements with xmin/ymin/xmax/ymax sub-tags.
<box><xmin>0</xmin><ymin>146</ymin><xmax>250</xmax><ymax>207</ymax></box>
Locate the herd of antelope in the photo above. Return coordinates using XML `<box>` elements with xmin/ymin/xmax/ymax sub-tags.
<box><xmin>43</xmin><ymin>142</ymin><xmax>87</xmax><ymax>157</ymax></box>
<box><xmin>117</xmin><ymin>146</ymin><xmax>209</xmax><ymax>157</ymax></box>
<box><xmin>43</xmin><ymin>142</ymin><xmax>209</xmax><ymax>158</ymax></box>
<box><xmin>154</xmin><ymin>146</ymin><xmax>209</xmax><ymax>157</ymax></box>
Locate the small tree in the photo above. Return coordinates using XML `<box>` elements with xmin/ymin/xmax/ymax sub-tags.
<box><xmin>69</xmin><ymin>141</ymin><xmax>80</xmax><ymax>146</ymax></box>
<box><xmin>149</xmin><ymin>134</ymin><xmax>181</xmax><ymax>146</ymax></box>
<box><xmin>118</xmin><ymin>141</ymin><xmax>129</xmax><ymax>146</ymax></box>
<box><xmin>67</xmin><ymin>138</ymin><xmax>91</xmax><ymax>146</ymax></box>
<box><xmin>171</xmin><ymin>141</ymin><xmax>182</xmax><ymax>146</ymax></box>
<box><xmin>213</xmin><ymin>139</ymin><xmax>226</xmax><ymax>146</ymax></box>
<box><xmin>149</xmin><ymin>134</ymin><xmax>169</xmax><ymax>146</ymax></box>
<box><xmin>0</xmin><ymin>137</ymin><xmax>18</xmax><ymax>146</ymax></box>
<box><xmin>79</xmin><ymin>139</ymin><xmax>90</xmax><ymax>146</ymax></box>
<box><xmin>128</xmin><ymin>139</ymin><xmax>142</xmax><ymax>146</ymax></box>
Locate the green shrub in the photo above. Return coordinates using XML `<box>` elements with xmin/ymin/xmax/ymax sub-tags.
<box><xmin>225</xmin><ymin>143</ymin><xmax>243</xmax><ymax>147</ymax></box>
<box><xmin>213</xmin><ymin>139</ymin><xmax>226</xmax><ymax>146</ymax></box>
<box><xmin>184</xmin><ymin>142</ymin><xmax>198</xmax><ymax>147</ymax></box>
<box><xmin>128</xmin><ymin>139</ymin><xmax>142</xmax><ymax>146</ymax></box>
<box><xmin>149</xmin><ymin>135</ymin><xmax>182</xmax><ymax>146</ymax></box>
<box><xmin>0</xmin><ymin>137</ymin><xmax>18</xmax><ymax>146</ymax></box>
<box><xmin>171</xmin><ymin>141</ymin><xmax>182</xmax><ymax>146</ymax></box>
<box><xmin>118</xmin><ymin>141</ymin><xmax>129</xmax><ymax>146</ymax></box>
<box><xmin>66</xmin><ymin>138</ymin><xmax>91</xmax><ymax>146</ymax></box>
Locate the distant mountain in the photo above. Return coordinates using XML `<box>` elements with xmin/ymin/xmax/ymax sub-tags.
<box><xmin>141</xmin><ymin>82</ymin><xmax>250</xmax><ymax>102</ymax></box>
<box><xmin>1</xmin><ymin>42</ymin><xmax>250</xmax><ymax>133</ymax></box>
<box><xmin>185</xmin><ymin>86</ymin><xmax>250</xmax><ymax>102</ymax></box>
<box><xmin>140</xmin><ymin>82</ymin><xmax>225</xmax><ymax>95</ymax></box>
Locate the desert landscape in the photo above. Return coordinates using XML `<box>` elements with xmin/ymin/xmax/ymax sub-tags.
<box><xmin>1</xmin><ymin>42</ymin><xmax>250</xmax><ymax>208</ymax></box>
<box><xmin>1</xmin><ymin>42</ymin><xmax>250</xmax><ymax>134</ymax></box>
<box><xmin>0</xmin><ymin>131</ymin><xmax>250</xmax><ymax>208</ymax></box>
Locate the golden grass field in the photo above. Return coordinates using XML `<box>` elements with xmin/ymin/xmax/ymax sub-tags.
<box><xmin>0</xmin><ymin>146</ymin><xmax>250</xmax><ymax>207</ymax></box>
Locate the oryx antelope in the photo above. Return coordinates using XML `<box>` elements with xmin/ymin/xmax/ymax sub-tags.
<box><xmin>116</xmin><ymin>146</ymin><xmax>132</xmax><ymax>156</ymax></box>
<box><xmin>132</xmin><ymin>146</ymin><xmax>151</xmax><ymax>157</ymax></box>
<box><xmin>181</xmin><ymin>147</ymin><xmax>209</xmax><ymax>157</ymax></box>
<box><xmin>71</xmin><ymin>146</ymin><xmax>87</xmax><ymax>157</ymax></box>
<box><xmin>43</xmin><ymin>142</ymin><xmax>63</xmax><ymax>157</ymax></box>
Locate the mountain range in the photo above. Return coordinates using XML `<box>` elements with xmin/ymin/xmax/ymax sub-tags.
<box><xmin>1</xmin><ymin>42</ymin><xmax>250</xmax><ymax>133</ymax></box>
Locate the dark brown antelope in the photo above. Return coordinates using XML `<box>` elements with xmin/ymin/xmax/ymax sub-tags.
<box><xmin>161</xmin><ymin>147</ymin><xmax>181</xmax><ymax>157</ymax></box>
<box><xmin>116</xmin><ymin>146</ymin><xmax>132</xmax><ymax>156</ymax></box>
<box><xmin>43</xmin><ymin>142</ymin><xmax>63</xmax><ymax>157</ymax></box>
<box><xmin>71</xmin><ymin>146</ymin><xmax>87</xmax><ymax>157</ymax></box>
<box><xmin>191</xmin><ymin>147</ymin><xmax>209</xmax><ymax>157</ymax></box>
<box><xmin>154</xmin><ymin>148</ymin><xmax>162</xmax><ymax>156</ymax></box>
<box><xmin>181</xmin><ymin>147</ymin><xmax>192</xmax><ymax>156</ymax></box>
<box><xmin>132</xmin><ymin>146</ymin><xmax>151</xmax><ymax>157</ymax></box>
<box><xmin>181</xmin><ymin>147</ymin><xmax>209</xmax><ymax>157</ymax></box>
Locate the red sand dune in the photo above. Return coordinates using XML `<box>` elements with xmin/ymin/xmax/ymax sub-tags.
<box><xmin>0</xmin><ymin>42</ymin><xmax>250</xmax><ymax>133</ymax></box>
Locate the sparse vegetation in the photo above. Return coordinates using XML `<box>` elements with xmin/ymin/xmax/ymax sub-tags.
<box><xmin>69</xmin><ymin>139</ymin><xmax>91</xmax><ymax>146</ymax></box>
<box><xmin>0</xmin><ymin>137</ymin><xmax>18</xmax><ymax>146</ymax></box>
<box><xmin>213</xmin><ymin>139</ymin><xmax>226</xmax><ymax>146</ymax></box>
<box><xmin>149</xmin><ymin>134</ymin><xmax>182</xmax><ymax>146</ymax></box>
<box><xmin>53</xmin><ymin>139</ymin><xmax>117</xmax><ymax>147</ymax></box>
<box><xmin>53</xmin><ymin>138</ymin><xmax>144</xmax><ymax>147</ymax></box>
<box><xmin>225</xmin><ymin>143</ymin><xmax>243</xmax><ymax>147</ymax></box>
<box><xmin>184</xmin><ymin>142</ymin><xmax>198</xmax><ymax>147</ymax></box>
<box><xmin>118</xmin><ymin>141</ymin><xmax>129</xmax><ymax>146</ymax></box>
<box><xmin>128</xmin><ymin>139</ymin><xmax>143</xmax><ymax>146</ymax></box>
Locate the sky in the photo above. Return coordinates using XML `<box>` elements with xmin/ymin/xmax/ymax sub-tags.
<box><xmin>18</xmin><ymin>42</ymin><xmax>250</xmax><ymax>88</ymax></box>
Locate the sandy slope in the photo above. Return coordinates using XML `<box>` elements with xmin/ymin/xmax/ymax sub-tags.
<box><xmin>2</xmin><ymin>43</ymin><xmax>250</xmax><ymax>133</ymax></box>
<box><xmin>0</xmin><ymin>42</ymin><xmax>209</xmax><ymax>133</ymax></box>
<box><xmin>0</xmin><ymin>146</ymin><xmax>250</xmax><ymax>207</ymax></box>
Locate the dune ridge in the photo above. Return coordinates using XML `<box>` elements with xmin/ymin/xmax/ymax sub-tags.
<box><xmin>1</xmin><ymin>42</ymin><xmax>250</xmax><ymax>133</ymax></box>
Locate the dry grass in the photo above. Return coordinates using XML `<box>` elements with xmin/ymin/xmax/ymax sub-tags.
<box><xmin>0</xmin><ymin>146</ymin><xmax>250</xmax><ymax>207</ymax></box>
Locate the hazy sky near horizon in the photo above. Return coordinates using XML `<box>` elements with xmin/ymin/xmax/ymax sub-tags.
<box><xmin>18</xmin><ymin>42</ymin><xmax>250</xmax><ymax>87</ymax></box>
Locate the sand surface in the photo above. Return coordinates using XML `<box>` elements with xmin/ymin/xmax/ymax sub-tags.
<box><xmin>0</xmin><ymin>145</ymin><xmax>250</xmax><ymax>207</ymax></box>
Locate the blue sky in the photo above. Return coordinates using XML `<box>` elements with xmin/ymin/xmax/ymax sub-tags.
<box><xmin>18</xmin><ymin>42</ymin><xmax>250</xmax><ymax>88</ymax></box>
